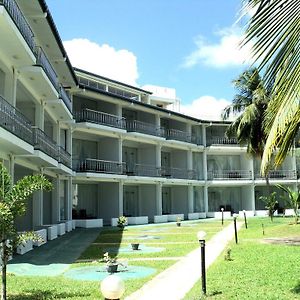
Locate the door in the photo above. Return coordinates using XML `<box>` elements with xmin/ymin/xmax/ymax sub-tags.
<box><xmin>123</xmin><ymin>147</ymin><xmax>137</xmax><ymax>174</ymax></box>
<box><xmin>162</xmin><ymin>187</ymin><xmax>171</xmax><ymax>214</ymax></box>
<box><xmin>123</xmin><ymin>186</ymin><xmax>138</xmax><ymax>217</ymax></box>
<box><xmin>161</xmin><ymin>152</ymin><xmax>171</xmax><ymax>176</ymax></box>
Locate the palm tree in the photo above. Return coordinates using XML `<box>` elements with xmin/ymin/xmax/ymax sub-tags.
<box><xmin>222</xmin><ymin>68</ymin><xmax>270</xmax><ymax>159</ymax></box>
<box><xmin>0</xmin><ymin>162</ymin><xmax>52</xmax><ymax>300</ymax></box>
<box><xmin>242</xmin><ymin>0</ymin><xmax>300</xmax><ymax>174</ymax></box>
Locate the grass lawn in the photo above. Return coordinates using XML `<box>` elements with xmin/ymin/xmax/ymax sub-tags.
<box><xmin>185</xmin><ymin>217</ymin><xmax>300</xmax><ymax>300</ymax></box>
<box><xmin>7</xmin><ymin>219</ymin><xmax>227</xmax><ymax>299</ymax></box>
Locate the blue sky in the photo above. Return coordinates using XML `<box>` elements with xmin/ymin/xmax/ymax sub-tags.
<box><xmin>47</xmin><ymin>0</ymin><xmax>251</xmax><ymax>119</ymax></box>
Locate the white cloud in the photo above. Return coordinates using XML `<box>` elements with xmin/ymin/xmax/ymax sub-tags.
<box><xmin>63</xmin><ymin>38</ymin><xmax>139</xmax><ymax>86</ymax></box>
<box><xmin>179</xmin><ymin>96</ymin><xmax>232</xmax><ymax>121</ymax></box>
<box><xmin>182</xmin><ymin>26</ymin><xmax>253</xmax><ymax>68</ymax></box>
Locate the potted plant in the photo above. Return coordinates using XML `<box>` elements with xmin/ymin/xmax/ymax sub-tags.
<box><xmin>117</xmin><ymin>216</ymin><xmax>127</xmax><ymax>229</ymax></box>
<box><xmin>103</xmin><ymin>252</ymin><xmax>118</xmax><ymax>274</ymax></box>
<box><xmin>176</xmin><ymin>217</ymin><xmax>182</xmax><ymax>227</ymax></box>
<box><xmin>131</xmin><ymin>242</ymin><xmax>140</xmax><ymax>250</ymax></box>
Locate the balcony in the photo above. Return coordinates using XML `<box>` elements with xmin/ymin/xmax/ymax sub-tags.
<box><xmin>126</xmin><ymin>120</ymin><xmax>163</xmax><ymax>137</ymax></box>
<box><xmin>164</xmin><ymin>128</ymin><xmax>192</xmax><ymax>143</ymax></box>
<box><xmin>161</xmin><ymin>166</ymin><xmax>198</xmax><ymax>180</ymax></box>
<box><xmin>74</xmin><ymin>158</ymin><xmax>125</xmax><ymax>175</ymax></box>
<box><xmin>0</xmin><ymin>95</ymin><xmax>33</xmax><ymax>144</ymax></box>
<box><xmin>33</xmin><ymin>128</ymin><xmax>59</xmax><ymax>160</ymax></box>
<box><xmin>255</xmin><ymin>170</ymin><xmax>296</xmax><ymax>180</ymax></box>
<box><xmin>0</xmin><ymin>0</ymin><xmax>35</xmax><ymax>53</ymax></box>
<box><xmin>35</xmin><ymin>46</ymin><xmax>59</xmax><ymax>91</ymax></box>
<box><xmin>58</xmin><ymin>146</ymin><xmax>71</xmax><ymax>168</ymax></box>
<box><xmin>207</xmin><ymin>170</ymin><xmax>252</xmax><ymax>180</ymax></box>
<box><xmin>59</xmin><ymin>86</ymin><xmax>72</xmax><ymax>113</ymax></box>
<box><xmin>206</xmin><ymin>137</ymin><xmax>237</xmax><ymax>146</ymax></box>
<box><xmin>125</xmin><ymin>163</ymin><xmax>161</xmax><ymax>177</ymax></box>
<box><xmin>74</xmin><ymin>109</ymin><xmax>125</xmax><ymax>129</ymax></box>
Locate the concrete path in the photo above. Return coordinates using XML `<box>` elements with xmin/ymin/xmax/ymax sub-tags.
<box><xmin>125</xmin><ymin>221</ymin><xmax>242</xmax><ymax>300</ymax></box>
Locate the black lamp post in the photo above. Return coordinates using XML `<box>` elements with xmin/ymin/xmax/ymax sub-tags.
<box><xmin>243</xmin><ymin>210</ymin><xmax>248</xmax><ymax>229</ymax></box>
<box><xmin>233</xmin><ymin>215</ymin><xmax>238</xmax><ymax>244</ymax></box>
<box><xmin>197</xmin><ymin>231</ymin><xmax>207</xmax><ymax>295</ymax></box>
<box><xmin>221</xmin><ymin>207</ymin><xmax>224</xmax><ymax>226</ymax></box>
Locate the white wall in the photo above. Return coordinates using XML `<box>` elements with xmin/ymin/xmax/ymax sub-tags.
<box><xmin>171</xmin><ymin>150</ymin><xmax>187</xmax><ymax>168</ymax></box>
<box><xmin>77</xmin><ymin>184</ymin><xmax>98</xmax><ymax>217</ymax></box>
<box><xmin>171</xmin><ymin>186</ymin><xmax>188</xmax><ymax>215</ymax></box>
<box><xmin>194</xmin><ymin>186</ymin><xmax>205</xmax><ymax>212</ymax></box>
<box><xmin>139</xmin><ymin>185</ymin><xmax>156</xmax><ymax>221</ymax></box>
<box><xmin>139</xmin><ymin>146</ymin><xmax>156</xmax><ymax>165</ymax></box>
<box><xmin>98</xmin><ymin>137</ymin><xmax>119</xmax><ymax>161</ymax></box>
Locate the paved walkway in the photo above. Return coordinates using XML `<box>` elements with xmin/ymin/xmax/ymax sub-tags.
<box><xmin>125</xmin><ymin>221</ymin><xmax>242</xmax><ymax>300</ymax></box>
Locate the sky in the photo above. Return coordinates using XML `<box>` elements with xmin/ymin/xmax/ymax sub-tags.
<box><xmin>47</xmin><ymin>0</ymin><xmax>252</xmax><ymax>120</ymax></box>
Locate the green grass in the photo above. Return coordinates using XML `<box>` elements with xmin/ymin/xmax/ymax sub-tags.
<box><xmin>7</xmin><ymin>219</ymin><xmax>227</xmax><ymax>299</ymax></box>
<box><xmin>184</xmin><ymin>217</ymin><xmax>300</xmax><ymax>300</ymax></box>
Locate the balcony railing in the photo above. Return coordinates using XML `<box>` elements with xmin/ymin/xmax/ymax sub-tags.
<box><xmin>126</xmin><ymin>120</ymin><xmax>163</xmax><ymax>137</ymax></box>
<box><xmin>33</xmin><ymin>127</ymin><xmax>59</xmax><ymax>160</ymax></box>
<box><xmin>161</xmin><ymin>166</ymin><xmax>198</xmax><ymax>179</ymax></box>
<box><xmin>58</xmin><ymin>146</ymin><xmax>71</xmax><ymax>168</ymax></box>
<box><xmin>73</xmin><ymin>158</ymin><xmax>125</xmax><ymax>175</ymax></box>
<box><xmin>59</xmin><ymin>86</ymin><xmax>72</xmax><ymax>113</ymax></box>
<box><xmin>0</xmin><ymin>0</ymin><xmax>35</xmax><ymax>53</ymax></box>
<box><xmin>35</xmin><ymin>46</ymin><xmax>59</xmax><ymax>91</ymax></box>
<box><xmin>207</xmin><ymin>170</ymin><xmax>252</xmax><ymax>180</ymax></box>
<box><xmin>74</xmin><ymin>109</ymin><xmax>125</xmax><ymax>129</ymax></box>
<box><xmin>206</xmin><ymin>137</ymin><xmax>237</xmax><ymax>146</ymax></box>
<box><xmin>77</xmin><ymin>76</ymin><xmax>106</xmax><ymax>92</ymax></box>
<box><xmin>164</xmin><ymin>128</ymin><xmax>192</xmax><ymax>143</ymax></box>
<box><xmin>0</xmin><ymin>95</ymin><xmax>33</xmax><ymax>144</ymax></box>
<box><xmin>255</xmin><ymin>170</ymin><xmax>296</xmax><ymax>180</ymax></box>
<box><xmin>125</xmin><ymin>163</ymin><xmax>161</xmax><ymax>177</ymax></box>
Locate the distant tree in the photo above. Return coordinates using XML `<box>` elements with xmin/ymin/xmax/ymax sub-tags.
<box><xmin>0</xmin><ymin>162</ymin><xmax>52</xmax><ymax>300</ymax></box>
<box><xmin>277</xmin><ymin>185</ymin><xmax>300</xmax><ymax>225</ymax></box>
<box><xmin>260</xmin><ymin>192</ymin><xmax>278</xmax><ymax>222</ymax></box>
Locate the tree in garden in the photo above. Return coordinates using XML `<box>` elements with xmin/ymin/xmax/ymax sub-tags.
<box><xmin>259</xmin><ymin>191</ymin><xmax>278</xmax><ymax>222</ymax></box>
<box><xmin>277</xmin><ymin>184</ymin><xmax>300</xmax><ymax>225</ymax></box>
<box><xmin>222</xmin><ymin>68</ymin><xmax>270</xmax><ymax>159</ymax></box>
<box><xmin>242</xmin><ymin>0</ymin><xmax>300</xmax><ymax>174</ymax></box>
<box><xmin>0</xmin><ymin>162</ymin><xmax>52</xmax><ymax>300</ymax></box>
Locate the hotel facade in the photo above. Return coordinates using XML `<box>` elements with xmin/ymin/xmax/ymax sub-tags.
<box><xmin>0</xmin><ymin>0</ymin><xmax>298</xmax><ymax>233</ymax></box>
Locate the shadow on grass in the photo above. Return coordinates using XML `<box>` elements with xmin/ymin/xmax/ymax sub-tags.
<box><xmin>291</xmin><ymin>281</ymin><xmax>300</xmax><ymax>294</ymax></box>
<box><xmin>9</xmin><ymin>290</ymin><xmax>89</xmax><ymax>300</ymax></box>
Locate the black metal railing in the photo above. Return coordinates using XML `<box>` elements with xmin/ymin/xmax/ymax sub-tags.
<box><xmin>164</xmin><ymin>128</ymin><xmax>191</xmax><ymax>143</ymax></box>
<box><xmin>33</xmin><ymin>127</ymin><xmax>59</xmax><ymax>160</ymax></box>
<box><xmin>0</xmin><ymin>95</ymin><xmax>33</xmax><ymax>144</ymax></box>
<box><xmin>191</xmin><ymin>135</ymin><xmax>202</xmax><ymax>145</ymax></box>
<box><xmin>35</xmin><ymin>46</ymin><xmax>59</xmax><ymax>91</ymax></box>
<box><xmin>58</xmin><ymin>146</ymin><xmax>71</xmax><ymax>168</ymax></box>
<box><xmin>73</xmin><ymin>158</ymin><xmax>125</xmax><ymax>174</ymax></box>
<box><xmin>161</xmin><ymin>166</ymin><xmax>198</xmax><ymax>179</ymax></box>
<box><xmin>59</xmin><ymin>85</ymin><xmax>72</xmax><ymax>113</ymax></box>
<box><xmin>206</xmin><ymin>137</ymin><xmax>237</xmax><ymax>146</ymax></box>
<box><xmin>207</xmin><ymin>170</ymin><xmax>252</xmax><ymax>180</ymax></box>
<box><xmin>255</xmin><ymin>170</ymin><xmax>296</xmax><ymax>180</ymax></box>
<box><xmin>74</xmin><ymin>108</ymin><xmax>125</xmax><ymax>129</ymax></box>
<box><xmin>77</xmin><ymin>76</ymin><xmax>106</xmax><ymax>92</ymax></box>
<box><xmin>126</xmin><ymin>120</ymin><xmax>163</xmax><ymax>137</ymax></box>
<box><xmin>0</xmin><ymin>0</ymin><xmax>35</xmax><ymax>53</ymax></box>
<box><xmin>126</xmin><ymin>164</ymin><xmax>161</xmax><ymax>177</ymax></box>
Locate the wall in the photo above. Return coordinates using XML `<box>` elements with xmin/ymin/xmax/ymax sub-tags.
<box><xmin>98</xmin><ymin>137</ymin><xmax>119</xmax><ymax>161</ymax></box>
<box><xmin>139</xmin><ymin>185</ymin><xmax>156</xmax><ymax>221</ymax></box>
<box><xmin>171</xmin><ymin>150</ymin><xmax>187</xmax><ymax>168</ymax></box>
<box><xmin>76</xmin><ymin>184</ymin><xmax>98</xmax><ymax>218</ymax></box>
<box><xmin>194</xmin><ymin>186</ymin><xmax>205</xmax><ymax>212</ymax></box>
<box><xmin>171</xmin><ymin>186</ymin><xmax>188</xmax><ymax>215</ymax></box>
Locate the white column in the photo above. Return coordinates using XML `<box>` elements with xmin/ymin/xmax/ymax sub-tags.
<box><xmin>203</xmin><ymin>150</ymin><xmax>207</xmax><ymax>180</ymax></box>
<box><xmin>204</xmin><ymin>186</ymin><xmax>208</xmax><ymax>213</ymax></box>
<box><xmin>116</xmin><ymin>104</ymin><xmax>122</xmax><ymax>118</ymax></box>
<box><xmin>156</xmin><ymin>183</ymin><xmax>162</xmax><ymax>215</ymax></box>
<box><xmin>53</xmin><ymin>122</ymin><xmax>60</xmax><ymax>144</ymax></box>
<box><xmin>118</xmin><ymin>137</ymin><xmax>123</xmax><ymax>163</ymax></box>
<box><xmin>250</xmin><ymin>184</ymin><xmax>255</xmax><ymax>211</ymax></box>
<box><xmin>156</xmin><ymin>144</ymin><xmax>161</xmax><ymax>168</ymax></box>
<box><xmin>202</xmin><ymin>125</ymin><xmax>207</xmax><ymax>146</ymax></box>
<box><xmin>51</xmin><ymin>178</ymin><xmax>60</xmax><ymax>223</ymax></box>
<box><xmin>8</xmin><ymin>154</ymin><xmax>14</xmax><ymax>183</ymax></box>
<box><xmin>118</xmin><ymin>181</ymin><xmax>124</xmax><ymax>216</ymax></box>
<box><xmin>11</xmin><ymin>68</ymin><xmax>18</xmax><ymax>106</ymax></box>
<box><xmin>188</xmin><ymin>185</ymin><xmax>194</xmax><ymax>213</ymax></box>
<box><xmin>66</xmin><ymin>127</ymin><xmax>72</xmax><ymax>154</ymax></box>
<box><xmin>187</xmin><ymin>150</ymin><xmax>192</xmax><ymax>170</ymax></box>
<box><xmin>35</xmin><ymin>102</ymin><xmax>45</xmax><ymax>130</ymax></box>
<box><xmin>66</xmin><ymin>177</ymin><xmax>72</xmax><ymax>220</ymax></box>
<box><xmin>186</xmin><ymin>123</ymin><xmax>192</xmax><ymax>136</ymax></box>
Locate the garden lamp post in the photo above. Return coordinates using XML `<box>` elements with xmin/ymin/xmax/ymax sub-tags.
<box><xmin>233</xmin><ymin>214</ymin><xmax>238</xmax><ymax>244</ymax></box>
<box><xmin>221</xmin><ymin>207</ymin><xmax>224</xmax><ymax>225</ymax></box>
<box><xmin>243</xmin><ymin>210</ymin><xmax>248</xmax><ymax>229</ymax></box>
<box><xmin>100</xmin><ymin>274</ymin><xmax>125</xmax><ymax>300</ymax></box>
<box><xmin>197</xmin><ymin>231</ymin><xmax>207</xmax><ymax>295</ymax></box>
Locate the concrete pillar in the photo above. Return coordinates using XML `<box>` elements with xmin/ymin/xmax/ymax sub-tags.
<box><xmin>53</xmin><ymin>122</ymin><xmax>60</xmax><ymax>144</ymax></box>
<box><xmin>118</xmin><ymin>181</ymin><xmax>124</xmax><ymax>216</ymax></box>
<box><xmin>188</xmin><ymin>185</ymin><xmax>194</xmax><ymax>213</ymax></box>
<box><xmin>116</xmin><ymin>104</ymin><xmax>122</xmax><ymax>118</ymax></box>
<box><xmin>250</xmin><ymin>184</ymin><xmax>255</xmax><ymax>211</ymax></box>
<box><xmin>187</xmin><ymin>150</ymin><xmax>192</xmax><ymax>170</ymax></box>
<box><xmin>202</xmin><ymin>125</ymin><xmax>207</xmax><ymax>146</ymax></box>
<box><xmin>118</xmin><ymin>138</ymin><xmax>123</xmax><ymax>163</ymax></box>
<box><xmin>11</xmin><ymin>69</ymin><xmax>18</xmax><ymax>107</ymax></box>
<box><xmin>155</xmin><ymin>114</ymin><xmax>160</xmax><ymax>127</ymax></box>
<box><xmin>51</xmin><ymin>178</ymin><xmax>60</xmax><ymax>223</ymax></box>
<box><xmin>203</xmin><ymin>150</ymin><xmax>207</xmax><ymax>180</ymax></box>
<box><xmin>35</xmin><ymin>102</ymin><xmax>45</xmax><ymax>130</ymax></box>
<box><xmin>66</xmin><ymin>127</ymin><xmax>72</xmax><ymax>154</ymax></box>
<box><xmin>33</xmin><ymin>190</ymin><xmax>43</xmax><ymax>227</ymax></box>
<box><xmin>156</xmin><ymin>183</ymin><xmax>162</xmax><ymax>215</ymax></box>
<box><xmin>8</xmin><ymin>154</ymin><xmax>14</xmax><ymax>184</ymax></box>
<box><xmin>156</xmin><ymin>144</ymin><xmax>161</xmax><ymax>168</ymax></box>
<box><xmin>204</xmin><ymin>186</ymin><xmax>208</xmax><ymax>213</ymax></box>
<box><xmin>66</xmin><ymin>177</ymin><xmax>72</xmax><ymax>220</ymax></box>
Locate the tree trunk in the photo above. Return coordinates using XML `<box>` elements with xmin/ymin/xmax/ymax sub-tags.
<box><xmin>1</xmin><ymin>241</ymin><xmax>7</xmax><ymax>300</ymax></box>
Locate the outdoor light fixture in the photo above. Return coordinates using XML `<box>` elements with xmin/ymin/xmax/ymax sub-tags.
<box><xmin>243</xmin><ymin>210</ymin><xmax>248</xmax><ymax>229</ymax></box>
<box><xmin>100</xmin><ymin>274</ymin><xmax>125</xmax><ymax>300</ymax></box>
<box><xmin>221</xmin><ymin>207</ymin><xmax>224</xmax><ymax>225</ymax></box>
<box><xmin>197</xmin><ymin>231</ymin><xmax>207</xmax><ymax>295</ymax></box>
<box><xmin>233</xmin><ymin>214</ymin><xmax>238</xmax><ymax>244</ymax></box>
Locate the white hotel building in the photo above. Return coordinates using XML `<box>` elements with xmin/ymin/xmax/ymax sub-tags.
<box><xmin>0</xmin><ymin>0</ymin><xmax>298</xmax><ymax>233</ymax></box>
